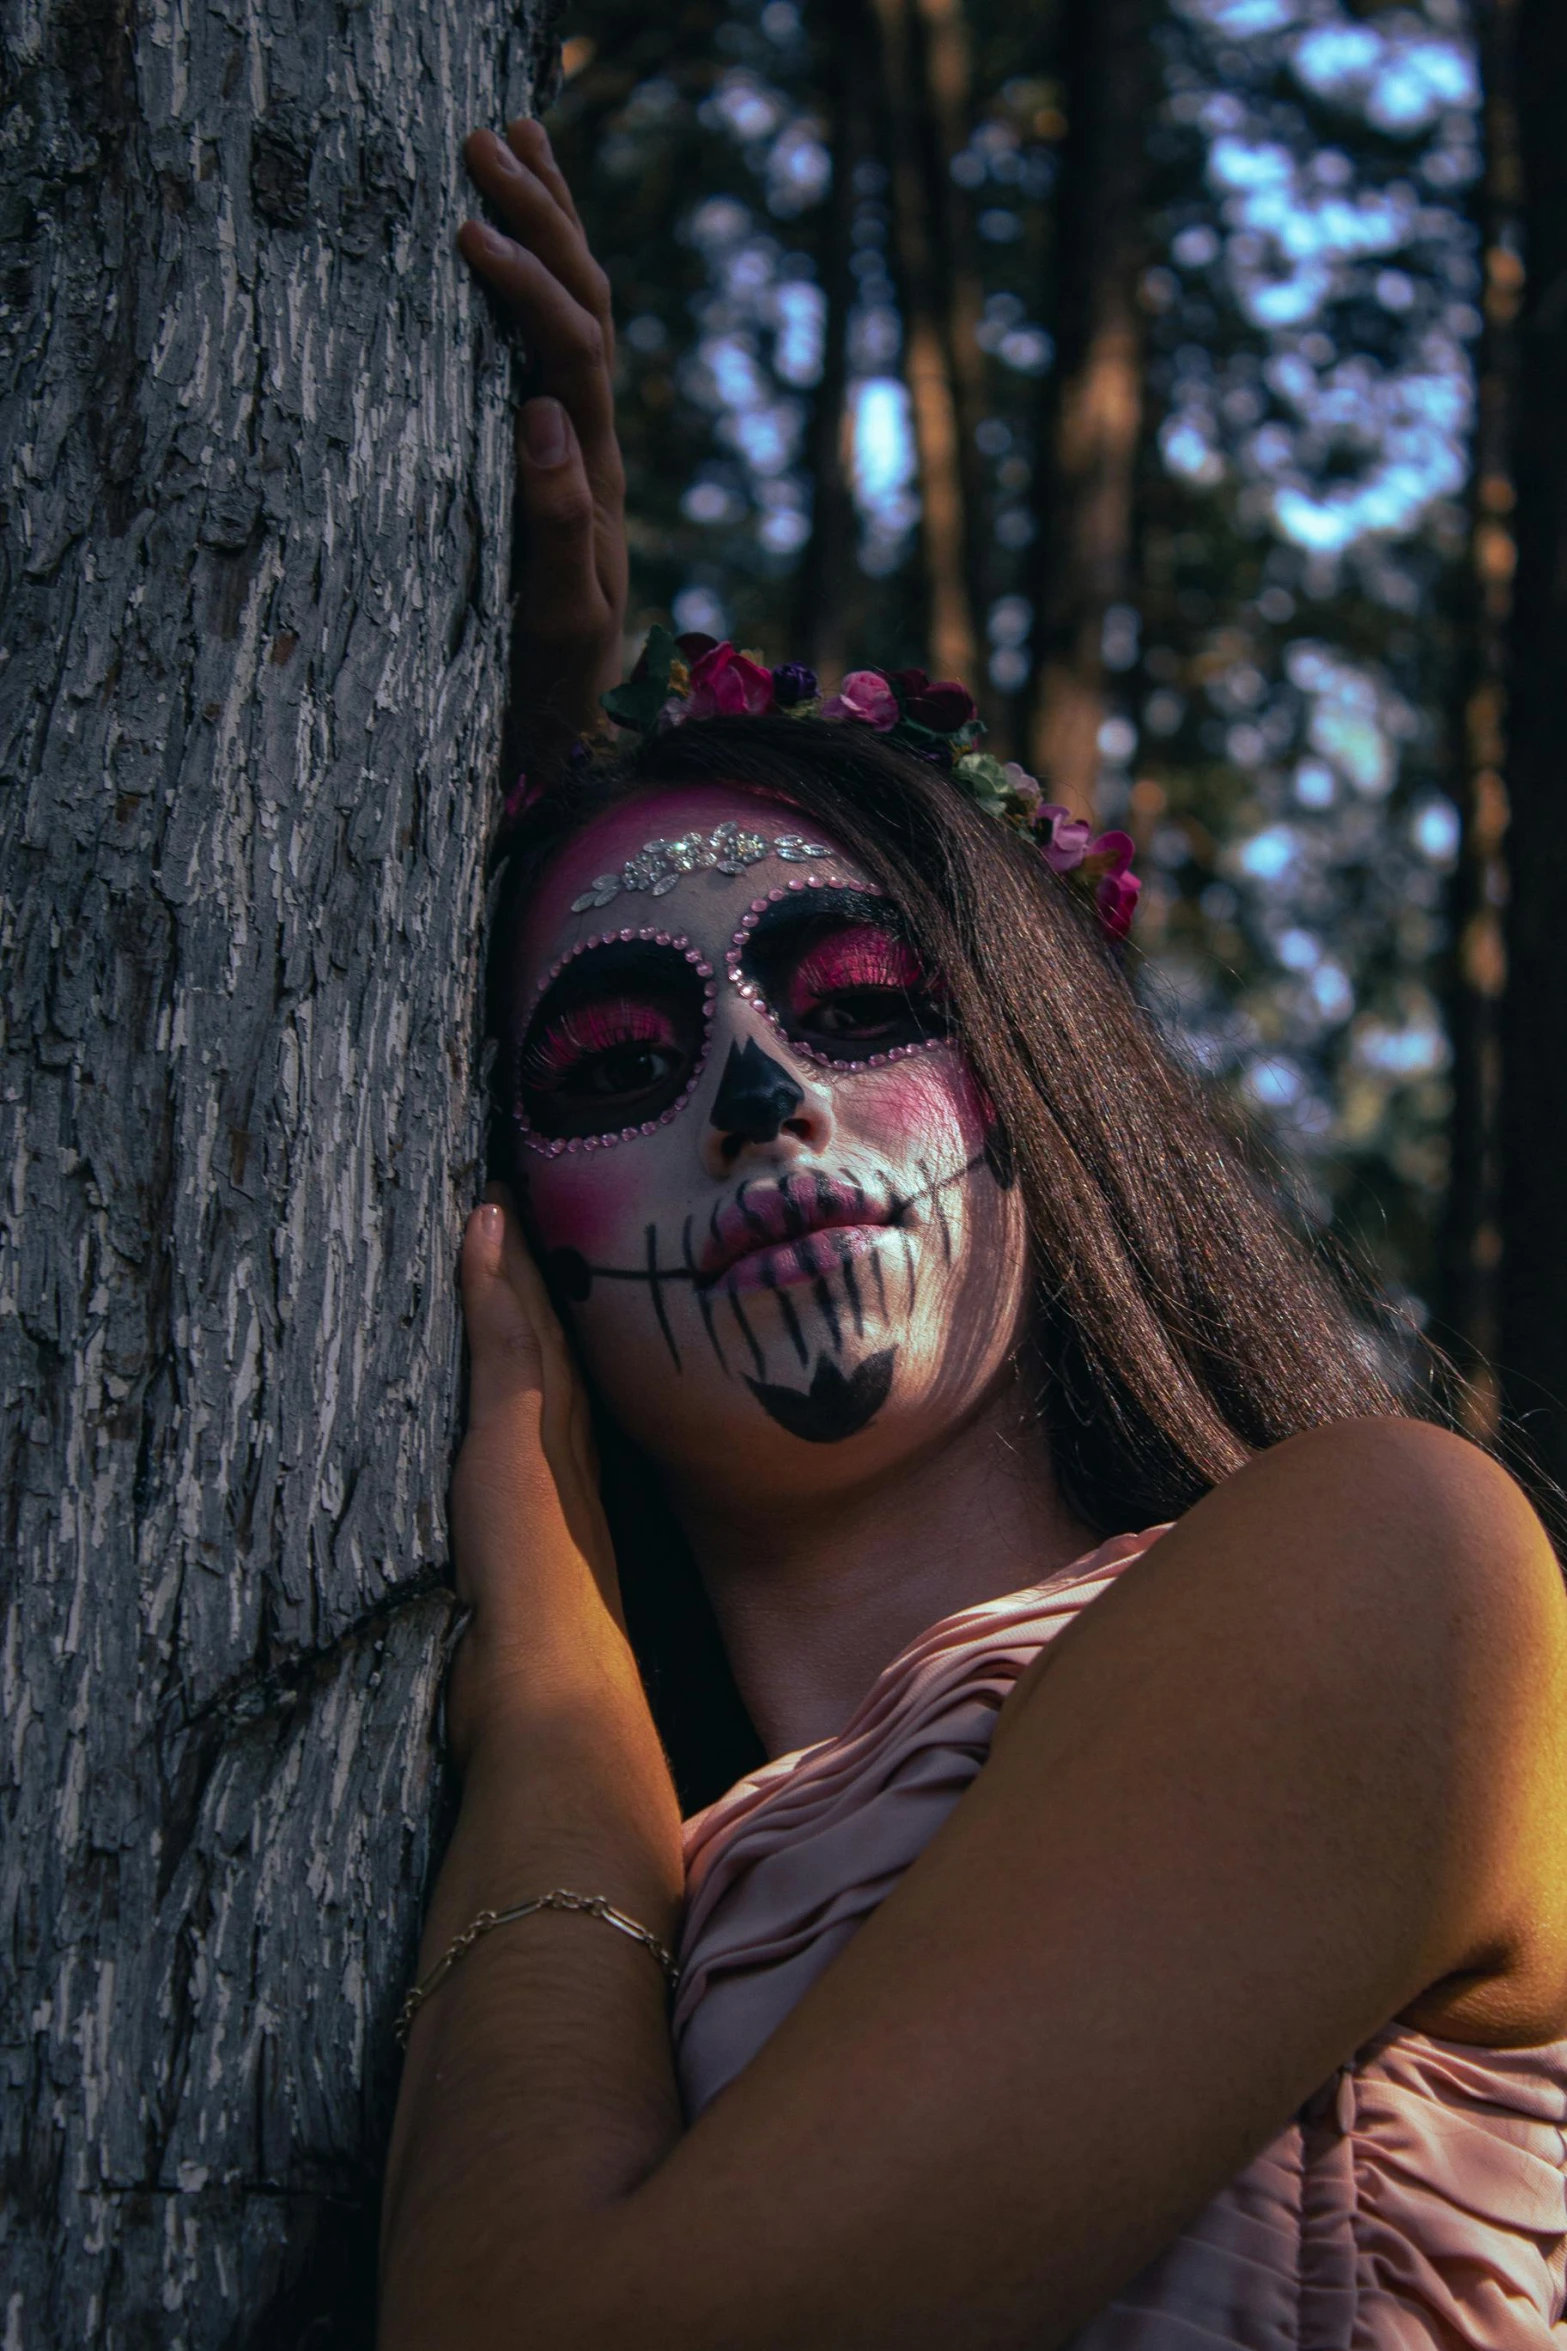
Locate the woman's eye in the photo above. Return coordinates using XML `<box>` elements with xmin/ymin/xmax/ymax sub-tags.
<box><xmin>515</xmin><ymin>941</ymin><xmax>711</xmax><ymax>1142</ymax></box>
<box><xmin>783</xmin><ymin>926</ymin><xmax>940</xmax><ymax>1044</ymax></box>
<box><xmin>521</xmin><ymin>998</ymin><xmax>688</xmax><ymax>1107</ymax></box>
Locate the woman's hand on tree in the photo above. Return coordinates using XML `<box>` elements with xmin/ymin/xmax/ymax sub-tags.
<box><xmin>448</xmin><ymin>1189</ymin><xmax>625</xmax><ymax>1769</ymax></box>
<box><xmin>459</xmin><ymin>119</ymin><xmax>628</xmax><ymax>750</ymax></box>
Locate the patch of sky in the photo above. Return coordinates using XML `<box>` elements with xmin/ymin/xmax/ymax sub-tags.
<box><xmin>1237</xmin><ymin>823</ymin><xmax>1302</xmax><ymax>884</ymax></box>
<box><xmin>1149</xmin><ymin>3</ymin><xmax>1475</xmax><ymax>1210</ymax></box>
<box><xmin>1290</xmin><ymin>18</ymin><xmax>1477</xmax><ymax>134</ymax></box>
<box><xmin>1179</xmin><ymin>0</ymin><xmax>1306</xmax><ymax>35</ymax></box>
<box><xmin>1353</xmin><ymin>1000</ymin><xmax>1449</xmax><ymax>1077</ymax></box>
<box><xmin>1162</xmin><ymin>7</ymin><xmax>1479</xmax><ymax>571</ymax></box>
<box><xmin>1245</xmin><ymin>1055</ymin><xmax>1307</xmax><ymax>1107</ymax></box>
<box><xmin>672</xmin><ymin>583</ymin><xmax>730</xmax><ymax>638</ymax></box>
<box><xmin>987</xmin><ymin>595</ymin><xmax>1034</xmax><ymax>692</ymax></box>
<box><xmin>851</xmin><ymin>377</ymin><xmax>921</xmax><ymax>573</ymax></box>
<box><xmin>837</xmin><ymin>164</ymin><xmax>921</xmax><ymax>574</ymax></box>
<box><xmin>677</xmin><ymin>105</ymin><xmax>830</xmax><ymax>578</ymax></box>
<box><xmin>1287</xmin><ymin>641</ymin><xmax>1414</xmax><ymax>796</ymax></box>
<box><xmin>1411</xmin><ymin>795</ymin><xmax>1460</xmax><ymax>863</ymax></box>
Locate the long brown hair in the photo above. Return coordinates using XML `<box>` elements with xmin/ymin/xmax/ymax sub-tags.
<box><xmin>492</xmin><ymin>715</ymin><xmax>1417</xmax><ymax>1800</ymax></box>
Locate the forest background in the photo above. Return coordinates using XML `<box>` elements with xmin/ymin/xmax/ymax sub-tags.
<box><xmin>551</xmin><ymin>0</ymin><xmax>1565</xmax><ymax>1475</ymax></box>
<box><xmin>2</xmin><ymin>0</ymin><xmax>1563</xmax><ymax>2343</ymax></box>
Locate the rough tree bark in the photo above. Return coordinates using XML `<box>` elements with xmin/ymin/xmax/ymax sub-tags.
<box><xmin>0</xmin><ymin>1</ymin><xmax>554</xmax><ymax>2341</ymax></box>
<box><xmin>1023</xmin><ymin>0</ymin><xmax>1151</xmax><ymax>817</ymax></box>
<box><xmin>1498</xmin><ymin>0</ymin><xmax>1567</xmax><ymax>1492</ymax></box>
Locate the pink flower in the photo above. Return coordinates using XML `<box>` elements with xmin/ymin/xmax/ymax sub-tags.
<box><xmin>1095</xmin><ymin>868</ymin><xmax>1142</xmax><ymax>939</ymax></box>
<box><xmin>1085</xmin><ymin>828</ymin><xmax>1136</xmax><ymax>875</ymax></box>
<box><xmin>1081</xmin><ymin>831</ymin><xmax>1140</xmax><ymax>940</ymax></box>
<box><xmin>822</xmin><ymin>669</ymin><xmax>900</xmax><ymax>730</ymax></box>
<box><xmin>1034</xmin><ymin>803</ymin><xmax>1094</xmax><ymax>873</ymax></box>
<box><xmin>686</xmin><ymin>641</ymin><xmax>777</xmax><ymax>719</ymax></box>
<box><xmin>1003</xmin><ymin>762</ymin><xmax>1043</xmax><ymax>820</ymax></box>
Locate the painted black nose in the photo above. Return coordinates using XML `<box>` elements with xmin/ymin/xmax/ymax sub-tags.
<box><xmin>710</xmin><ymin>1038</ymin><xmax>804</xmax><ymax>1151</ymax></box>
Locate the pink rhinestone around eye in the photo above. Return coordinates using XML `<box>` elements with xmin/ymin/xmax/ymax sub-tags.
<box><xmin>717</xmin><ymin>880</ymin><xmax>956</xmax><ymax>1075</ymax></box>
<box><xmin>512</xmin><ymin>930</ymin><xmax>719</xmax><ymax>1155</ymax></box>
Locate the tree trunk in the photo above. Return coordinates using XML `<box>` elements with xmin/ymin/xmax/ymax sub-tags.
<box><xmin>794</xmin><ymin>0</ymin><xmax>868</xmax><ymax>686</ymax></box>
<box><xmin>1436</xmin><ymin>0</ymin><xmax>1520</xmax><ymax>1428</ymax></box>
<box><xmin>1024</xmin><ymin>0</ymin><xmax>1151</xmax><ymax>816</ymax></box>
<box><xmin>871</xmin><ymin>0</ymin><xmax>981</xmax><ymax>684</ymax></box>
<box><xmin>0</xmin><ymin>1</ymin><xmax>552</xmax><ymax>2340</ymax></box>
<box><xmin>1498</xmin><ymin>0</ymin><xmax>1567</xmax><ymax>1493</ymax></box>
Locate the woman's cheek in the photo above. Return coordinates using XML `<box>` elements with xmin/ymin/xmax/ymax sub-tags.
<box><xmin>524</xmin><ymin>1157</ymin><xmax>650</xmax><ymax>1261</ymax></box>
<box><xmin>846</xmin><ymin>1048</ymin><xmax>991</xmax><ymax>1166</ymax></box>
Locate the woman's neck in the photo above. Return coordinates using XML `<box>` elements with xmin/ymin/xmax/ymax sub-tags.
<box><xmin>667</xmin><ymin>1382</ymin><xmax>1096</xmax><ymax>1758</ymax></box>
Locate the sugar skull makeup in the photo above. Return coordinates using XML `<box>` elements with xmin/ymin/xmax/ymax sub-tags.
<box><xmin>509</xmin><ymin>783</ymin><xmax>1031</xmax><ymax>1504</ymax></box>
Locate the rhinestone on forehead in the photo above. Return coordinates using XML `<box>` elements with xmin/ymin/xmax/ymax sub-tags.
<box><xmin>723</xmin><ymin>873</ymin><xmax>953</xmax><ymax>1077</ymax></box>
<box><xmin>568</xmin><ymin>821</ymin><xmax>831</xmax><ymax>916</ymax></box>
<box><xmin>512</xmin><ymin>928</ymin><xmax>719</xmax><ymax>1158</ymax></box>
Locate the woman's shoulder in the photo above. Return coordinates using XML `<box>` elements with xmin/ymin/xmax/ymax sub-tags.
<box><xmin>1060</xmin><ymin>1415</ymin><xmax>1567</xmax><ymax>2043</ymax></box>
<box><xmin>1161</xmin><ymin>1412</ymin><xmax>1563</xmax><ymax>1637</ymax></box>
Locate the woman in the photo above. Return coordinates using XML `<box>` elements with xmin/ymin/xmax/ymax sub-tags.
<box><xmin>379</xmin><ymin>120</ymin><xmax>1567</xmax><ymax>2347</ymax></box>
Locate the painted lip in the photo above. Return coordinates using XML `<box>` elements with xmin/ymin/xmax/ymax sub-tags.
<box><xmin>697</xmin><ymin>1176</ymin><xmax>892</xmax><ymax>1291</ymax></box>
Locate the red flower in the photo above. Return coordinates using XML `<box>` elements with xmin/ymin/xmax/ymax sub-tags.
<box><xmin>900</xmin><ymin>674</ymin><xmax>979</xmax><ymax>732</ymax></box>
<box><xmin>686</xmin><ymin>640</ymin><xmax>776</xmax><ymax>719</ymax></box>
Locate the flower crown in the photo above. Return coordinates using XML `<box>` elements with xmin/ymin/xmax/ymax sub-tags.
<box><xmin>508</xmin><ymin>626</ymin><xmax>1140</xmax><ymax>943</ymax></box>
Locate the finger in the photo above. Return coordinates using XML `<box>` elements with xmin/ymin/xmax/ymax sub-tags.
<box><xmin>461</xmin><ymin>1202</ymin><xmax>543</xmax><ymax>1429</ymax></box>
<box><xmin>494</xmin><ymin>1189</ymin><xmax>571</xmax><ymax>1367</ymax></box>
<box><xmin>514</xmin><ymin>399</ymin><xmax>618</xmax><ymax>649</ymax></box>
<box><xmin>489</xmin><ymin>1196</ymin><xmax>620</xmax><ymax>1595</ymax></box>
<box><xmin>457</xmin><ymin>225</ymin><xmax>619</xmax><ymax>487</ymax></box>
<box><xmin>463</xmin><ymin>131</ymin><xmax>609</xmax><ymax>333</ymax></box>
<box><xmin>505</xmin><ymin>115</ymin><xmax>585</xmax><ymax>237</ymax></box>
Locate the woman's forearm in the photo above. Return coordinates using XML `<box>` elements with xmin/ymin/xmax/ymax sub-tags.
<box><xmin>378</xmin><ymin>1653</ymin><xmax>685</xmax><ymax>2350</ymax></box>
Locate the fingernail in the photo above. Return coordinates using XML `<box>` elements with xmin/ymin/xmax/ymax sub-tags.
<box><xmin>489</xmin><ymin>129</ymin><xmax>525</xmax><ymax>175</ymax></box>
<box><xmin>471</xmin><ymin>221</ymin><xmax>509</xmax><ymax>256</ymax></box>
<box><xmin>478</xmin><ymin>1202</ymin><xmax>503</xmax><ymax>1239</ymax></box>
<box><xmin>523</xmin><ymin>398</ymin><xmax>568</xmax><ymax>467</ymax></box>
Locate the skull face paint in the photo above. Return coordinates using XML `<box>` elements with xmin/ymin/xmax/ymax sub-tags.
<box><xmin>510</xmin><ymin>783</ymin><xmax>1031</xmax><ymax>1507</ymax></box>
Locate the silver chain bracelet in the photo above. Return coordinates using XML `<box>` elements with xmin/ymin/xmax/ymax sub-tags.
<box><xmin>395</xmin><ymin>1889</ymin><xmax>680</xmax><ymax>2047</ymax></box>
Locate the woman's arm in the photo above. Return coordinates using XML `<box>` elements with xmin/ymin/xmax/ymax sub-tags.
<box><xmin>380</xmin><ymin>1201</ymin><xmax>1567</xmax><ymax>2351</ymax></box>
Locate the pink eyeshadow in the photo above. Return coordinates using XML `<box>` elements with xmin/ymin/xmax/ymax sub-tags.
<box><xmin>785</xmin><ymin>924</ymin><xmax>924</xmax><ymax>1016</ymax></box>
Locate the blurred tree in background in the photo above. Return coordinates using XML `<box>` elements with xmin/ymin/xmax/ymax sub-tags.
<box><xmin>544</xmin><ymin>0</ymin><xmax>1562</xmax><ymax>1457</ymax></box>
<box><xmin>1497</xmin><ymin>0</ymin><xmax>1567</xmax><ymax>1491</ymax></box>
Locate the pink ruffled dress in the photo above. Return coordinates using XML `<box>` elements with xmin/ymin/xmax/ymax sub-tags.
<box><xmin>674</xmin><ymin>1531</ymin><xmax>1567</xmax><ymax>2346</ymax></box>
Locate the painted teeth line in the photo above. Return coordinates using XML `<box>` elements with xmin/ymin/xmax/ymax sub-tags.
<box><xmin>683</xmin><ymin>1213</ymin><xmax>727</xmax><ymax>1374</ymax></box>
<box><xmin>727</xmin><ymin>1285</ymin><xmax>766</xmax><ymax>1381</ymax></box>
<box><xmin>563</xmin><ymin>1153</ymin><xmax>987</xmax><ymax>1296</ymax></box>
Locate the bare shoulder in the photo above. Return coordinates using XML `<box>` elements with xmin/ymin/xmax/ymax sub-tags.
<box><xmin>1066</xmin><ymin>1417</ymin><xmax>1567</xmax><ymax>2040</ymax></box>
<box><xmin>1180</xmin><ymin>1415</ymin><xmax>1565</xmax><ymax>1660</ymax></box>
